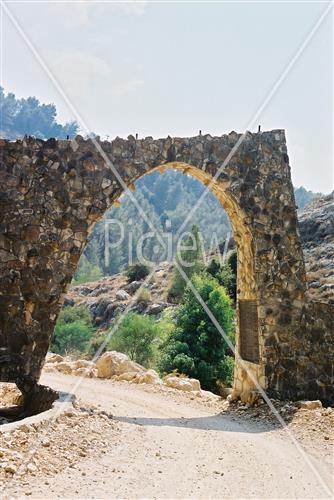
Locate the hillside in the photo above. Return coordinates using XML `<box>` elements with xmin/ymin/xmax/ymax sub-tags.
<box><xmin>298</xmin><ymin>192</ymin><xmax>334</xmax><ymax>303</ymax></box>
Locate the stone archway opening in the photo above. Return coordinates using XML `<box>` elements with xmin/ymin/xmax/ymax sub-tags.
<box><xmin>0</xmin><ymin>130</ymin><xmax>333</xmax><ymax>408</ymax></box>
<box><xmin>76</xmin><ymin>161</ymin><xmax>258</xmax><ymax>401</ymax></box>
<box><xmin>138</xmin><ymin>162</ymin><xmax>261</xmax><ymax>402</ymax></box>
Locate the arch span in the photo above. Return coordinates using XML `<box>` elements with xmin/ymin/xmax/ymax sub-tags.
<box><xmin>0</xmin><ymin>130</ymin><xmax>333</xmax><ymax>406</ymax></box>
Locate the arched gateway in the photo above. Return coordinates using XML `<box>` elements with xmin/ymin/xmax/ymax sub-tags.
<box><xmin>0</xmin><ymin>130</ymin><xmax>333</xmax><ymax>407</ymax></box>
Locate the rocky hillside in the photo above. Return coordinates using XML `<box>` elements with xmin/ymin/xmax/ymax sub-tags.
<box><xmin>298</xmin><ymin>192</ymin><xmax>334</xmax><ymax>303</ymax></box>
<box><xmin>66</xmin><ymin>261</ymin><xmax>174</xmax><ymax>330</ymax></box>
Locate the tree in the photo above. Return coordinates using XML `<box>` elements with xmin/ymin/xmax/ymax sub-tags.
<box><xmin>0</xmin><ymin>86</ymin><xmax>79</xmax><ymax>139</ymax></box>
<box><xmin>159</xmin><ymin>274</ymin><xmax>235</xmax><ymax>392</ymax></box>
<box><xmin>168</xmin><ymin>224</ymin><xmax>204</xmax><ymax>301</ymax></box>
<box><xmin>51</xmin><ymin>306</ymin><xmax>94</xmax><ymax>354</ymax></box>
<box><xmin>108</xmin><ymin>312</ymin><xmax>159</xmax><ymax>366</ymax></box>
<box><xmin>206</xmin><ymin>252</ymin><xmax>237</xmax><ymax>302</ymax></box>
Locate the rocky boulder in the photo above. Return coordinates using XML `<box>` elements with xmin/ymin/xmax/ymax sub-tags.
<box><xmin>115</xmin><ymin>289</ymin><xmax>131</xmax><ymax>301</ymax></box>
<box><xmin>45</xmin><ymin>353</ymin><xmax>63</xmax><ymax>364</ymax></box>
<box><xmin>164</xmin><ymin>375</ymin><xmax>201</xmax><ymax>392</ymax></box>
<box><xmin>134</xmin><ymin>369</ymin><xmax>162</xmax><ymax>385</ymax></box>
<box><xmin>54</xmin><ymin>361</ymin><xmax>73</xmax><ymax>375</ymax></box>
<box><xmin>96</xmin><ymin>351</ymin><xmax>144</xmax><ymax>378</ymax></box>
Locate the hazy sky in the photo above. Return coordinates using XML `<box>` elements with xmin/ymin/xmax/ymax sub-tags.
<box><xmin>1</xmin><ymin>1</ymin><xmax>332</xmax><ymax>193</ymax></box>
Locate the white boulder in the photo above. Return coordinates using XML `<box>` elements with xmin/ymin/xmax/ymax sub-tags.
<box><xmin>73</xmin><ymin>367</ymin><xmax>97</xmax><ymax>378</ymax></box>
<box><xmin>134</xmin><ymin>369</ymin><xmax>162</xmax><ymax>385</ymax></box>
<box><xmin>164</xmin><ymin>375</ymin><xmax>201</xmax><ymax>392</ymax></box>
<box><xmin>297</xmin><ymin>400</ymin><xmax>322</xmax><ymax>410</ymax></box>
<box><xmin>46</xmin><ymin>352</ymin><xmax>63</xmax><ymax>363</ymax></box>
<box><xmin>54</xmin><ymin>361</ymin><xmax>73</xmax><ymax>375</ymax></box>
<box><xmin>96</xmin><ymin>351</ymin><xmax>144</xmax><ymax>378</ymax></box>
<box><xmin>73</xmin><ymin>359</ymin><xmax>95</xmax><ymax>370</ymax></box>
<box><xmin>115</xmin><ymin>289</ymin><xmax>130</xmax><ymax>301</ymax></box>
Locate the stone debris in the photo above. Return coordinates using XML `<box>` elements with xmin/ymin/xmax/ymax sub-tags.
<box><xmin>132</xmin><ymin>369</ymin><xmax>162</xmax><ymax>386</ymax></box>
<box><xmin>164</xmin><ymin>374</ymin><xmax>201</xmax><ymax>392</ymax></box>
<box><xmin>42</xmin><ymin>352</ymin><xmax>216</xmax><ymax>398</ymax></box>
<box><xmin>43</xmin><ymin>356</ymin><xmax>97</xmax><ymax>379</ymax></box>
<box><xmin>297</xmin><ymin>400</ymin><xmax>322</xmax><ymax>410</ymax></box>
<box><xmin>0</xmin><ymin>403</ymin><xmax>118</xmax><ymax>487</ymax></box>
<box><xmin>221</xmin><ymin>398</ymin><xmax>333</xmax><ymax>462</ymax></box>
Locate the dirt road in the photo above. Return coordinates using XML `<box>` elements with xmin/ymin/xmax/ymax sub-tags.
<box><xmin>15</xmin><ymin>373</ymin><xmax>333</xmax><ymax>499</ymax></box>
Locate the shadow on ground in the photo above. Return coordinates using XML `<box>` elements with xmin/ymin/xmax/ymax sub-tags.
<box><xmin>114</xmin><ymin>404</ymin><xmax>299</xmax><ymax>434</ymax></box>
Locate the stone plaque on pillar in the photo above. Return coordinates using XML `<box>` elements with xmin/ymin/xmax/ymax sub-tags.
<box><xmin>239</xmin><ymin>300</ymin><xmax>259</xmax><ymax>363</ymax></box>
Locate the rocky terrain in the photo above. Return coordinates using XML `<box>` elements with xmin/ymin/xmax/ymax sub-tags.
<box><xmin>66</xmin><ymin>262</ymin><xmax>174</xmax><ymax>331</ymax></box>
<box><xmin>298</xmin><ymin>192</ymin><xmax>334</xmax><ymax>303</ymax></box>
<box><xmin>42</xmin><ymin>351</ymin><xmax>213</xmax><ymax>397</ymax></box>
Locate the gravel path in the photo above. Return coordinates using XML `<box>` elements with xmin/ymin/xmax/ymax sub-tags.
<box><xmin>7</xmin><ymin>373</ymin><xmax>333</xmax><ymax>499</ymax></box>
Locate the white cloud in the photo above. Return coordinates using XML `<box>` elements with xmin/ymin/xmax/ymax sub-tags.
<box><xmin>112</xmin><ymin>79</ymin><xmax>145</xmax><ymax>97</ymax></box>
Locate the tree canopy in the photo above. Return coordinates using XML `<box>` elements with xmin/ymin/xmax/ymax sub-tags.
<box><xmin>0</xmin><ymin>87</ymin><xmax>78</xmax><ymax>140</ymax></box>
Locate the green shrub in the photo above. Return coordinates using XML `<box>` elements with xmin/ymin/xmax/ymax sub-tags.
<box><xmin>136</xmin><ymin>287</ymin><xmax>151</xmax><ymax>302</ymax></box>
<box><xmin>159</xmin><ymin>273</ymin><xmax>235</xmax><ymax>392</ymax></box>
<box><xmin>51</xmin><ymin>305</ymin><xmax>94</xmax><ymax>355</ymax></box>
<box><xmin>168</xmin><ymin>225</ymin><xmax>204</xmax><ymax>302</ymax></box>
<box><xmin>206</xmin><ymin>255</ymin><xmax>237</xmax><ymax>302</ymax></box>
<box><xmin>108</xmin><ymin>312</ymin><xmax>159</xmax><ymax>366</ymax></box>
<box><xmin>126</xmin><ymin>262</ymin><xmax>151</xmax><ymax>282</ymax></box>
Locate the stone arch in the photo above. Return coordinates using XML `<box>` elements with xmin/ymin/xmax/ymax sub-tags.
<box><xmin>0</xmin><ymin>130</ymin><xmax>333</xmax><ymax>405</ymax></box>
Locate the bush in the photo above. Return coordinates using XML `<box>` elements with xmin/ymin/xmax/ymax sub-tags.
<box><xmin>51</xmin><ymin>306</ymin><xmax>94</xmax><ymax>355</ymax></box>
<box><xmin>108</xmin><ymin>312</ymin><xmax>159</xmax><ymax>366</ymax></box>
<box><xmin>206</xmin><ymin>255</ymin><xmax>237</xmax><ymax>302</ymax></box>
<box><xmin>136</xmin><ymin>287</ymin><xmax>151</xmax><ymax>302</ymax></box>
<box><xmin>168</xmin><ymin>225</ymin><xmax>204</xmax><ymax>302</ymax></box>
<box><xmin>158</xmin><ymin>273</ymin><xmax>235</xmax><ymax>392</ymax></box>
<box><xmin>126</xmin><ymin>262</ymin><xmax>151</xmax><ymax>282</ymax></box>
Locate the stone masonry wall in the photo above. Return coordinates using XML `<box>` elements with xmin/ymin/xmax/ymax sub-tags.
<box><xmin>0</xmin><ymin>130</ymin><xmax>332</xmax><ymax>403</ymax></box>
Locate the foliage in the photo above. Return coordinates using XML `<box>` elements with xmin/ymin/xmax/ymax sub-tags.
<box><xmin>126</xmin><ymin>262</ymin><xmax>151</xmax><ymax>282</ymax></box>
<box><xmin>72</xmin><ymin>254</ymin><xmax>103</xmax><ymax>284</ymax></box>
<box><xmin>108</xmin><ymin>312</ymin><xmax>159</xmax><ymax>366</ymax></box>
<box><xmin>206</xmin><ymin>253</ymin><xmax>237</xmax><ymax>302</ymax></box>
<box><xmin>51</xmin><ymin>306</ymin><xmax>94</xmax><ymax>354</ymax></box>
<box><xmin>136</xmin><ymin>287</ymin><xmax>151</xmax><ymax>302</ymax></box>
<box><xmin>168</xmin><ymin>225</ymin><xmax>204</xmax><ymax>301</ymax></box>
<box><xmin>228</xmin><ymin>249</ymin><xmax>237</xmax><ymax>276</ymax></box>
<box><xmin>158</xmin><ymin>274</ymin><xmax>235</xmax><ymax>392</ymax></box>
<box><xmin>0</xmin><ymin>87</ymin><xmax>78</xmax><ymax>140</ymax></box>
